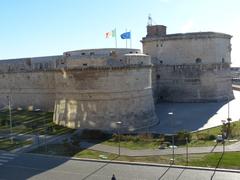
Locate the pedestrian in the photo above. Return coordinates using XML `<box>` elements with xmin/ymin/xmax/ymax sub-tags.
<box><xmin>111</xmin><ymin>174</ymin><xmax>116</xmax><ymax>180</ymax></box>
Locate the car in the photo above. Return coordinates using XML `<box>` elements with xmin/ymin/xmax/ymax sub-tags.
<box><xmin>216</xmin><ymin>135</ymin><xmax>223</xmax><ymax>142</ymax></box>
<box><xmin>169</xmin><ymin>145</ymin><xmax>178</xmax><ymax>149</ymax></box>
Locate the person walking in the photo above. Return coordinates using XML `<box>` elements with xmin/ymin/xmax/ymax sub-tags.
<box><xmin>111</xmin><ymin>174</ymin><xmax>116</xmax><ymax>180</ymax></box>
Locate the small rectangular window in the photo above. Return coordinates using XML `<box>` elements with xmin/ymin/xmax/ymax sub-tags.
<box><xmin>83</xmin><ymin>63</ymin><xmax>88</xmax><ymax>66</ymax></box>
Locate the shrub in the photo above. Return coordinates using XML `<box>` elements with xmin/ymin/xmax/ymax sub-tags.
<box><xmin>80</xmin><ymin>129</ymin><xmax>110</xmax><ymax>140</ymax></box>
<box><xmin>138</xmin><ymin>133</ymin><xmax>153</xmax><ymax>140</ymax></box>
<box><xmin>196</xmin><ymin>133</ymin><xmax>216</xmax><ymax>141</ymax></box>
<box><xmin>175</xmin><ymin>131</ymin><xmax>191</xmax><ymax>145</ymax></box>
<box><xmin>196</xmin><ymin>133</ymin><xmax>209</xmax><ymax>140</ymax></box>
<box><xmin>208</xmin><ymin>134</ymin><xmax>216</xmax><ymax>140</ymax></box>
<box><xmin>70</xmin><ymin>134</ymin><xmax>80</xmax><ymax>146</ymax></box>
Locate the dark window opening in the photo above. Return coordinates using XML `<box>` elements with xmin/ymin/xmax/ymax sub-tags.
<box><xmin>90</xmin><ymin>52</ymin><xmax>95</xmax><ymax>55</ymax></box>
<box><xmin>39</xmin><ymin>64</ymin><xmax>43</xmax><ymax>69</ymax></box>
<box><xmin>156</xmin><ymin>44</ymin><xmax>159</xmax><ymax>47</ymax></box>
<box><xmin>195</xmin><ymin>58</ymin><xmax>202</xmax><ymax>63</ymax></box>
<box><xmin>109</xmin><ymin>51</ymin><xmax>116</xmax><ymax>56</ymax></box>
<box><xmin>120</xmin><ymin>59</ymin><xmax>123</xmax><ymax>62</ymax></box>
<box><xmin>83</xmin><ymin>63</ymin><xmax>88</xmax><ymax>66</ymax></box>
<box><xmin>81</xmin><ymin>52</ymin><xmax>86</xmax><ymax>55</ymax></box>
<box><xmin>222</xmin><ymin>58</ymin><xmax>225</xmax><ymax>63</ymax></box>
<box><xmin>156</xmin><ymin>74</ymin><xmax>160</xmax><ymax>79</ymax></box>
<box><xmin>129</xmin><ymin>51</ymin><xmax>133</xmax><ymax>54</ymax></box>
<box><xmin>161</xmin><ymin>44</ymin><xmax>163</xmax><ymax>47</ymax></box>
<box><xmin>159</xmin><ymin>60</ymin><xmax>163</xmax><ymax>64</ymax></box>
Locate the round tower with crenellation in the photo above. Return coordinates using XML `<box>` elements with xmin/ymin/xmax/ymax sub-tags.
<box><xmin>53</xmin><ymin>48</ymin><xmax>158</xmax><ymax>131</ymax></box>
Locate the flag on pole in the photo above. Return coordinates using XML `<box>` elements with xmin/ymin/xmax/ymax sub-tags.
<box><xmin>105</xmin><ymin>29</ymin><xmax>116</xmax><ymax>38</ymax></box>
<box><xmin>120</xmin><ymin>31</ymin><xmax>131</xmax><ymax>39</ymax></box>
<box><xmin>112</xmin><ymin>28</ymin><xmax>116</xmax><ymax>37</ymax></box>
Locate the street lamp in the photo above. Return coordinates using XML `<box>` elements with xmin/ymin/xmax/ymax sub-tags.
<box><xmin>168</xmin><ymin>112</ymin><xmax>175</xmax><ymax>164</ymax></box>
<box><xmin>227</xmin><ymin>97</ymin><xmax>232</xmax><ymax>139</ymax></box>
<box><xmin>221</xmin><ymin>120</ymin><xmax>226</xmax><ymax>153</ymax></box>
<box><xmin>7</xmin><ymin>96</ymin><xmax>13</xmax><ymax>144</ymax></box>
<box><xmin>185</xmin><ymin>137</ymin><xmax>188</xmax><ymax>166</ymax></box>
<box><xmin>116</xmin><ymin>121</ymin><xmax>122</xmax><ymax>156</ymax></box>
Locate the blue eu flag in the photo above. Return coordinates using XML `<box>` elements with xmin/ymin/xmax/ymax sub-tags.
<box><xmin>120</xmin><ymin>32</ymin><xmax>131</xmax><ymax>39</ymax></box>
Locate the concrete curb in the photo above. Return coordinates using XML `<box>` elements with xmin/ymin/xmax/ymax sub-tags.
<box><xmin>25</xmin><ymin>152</ymin><xmax>240</xmax><ymax>174</ymax></box>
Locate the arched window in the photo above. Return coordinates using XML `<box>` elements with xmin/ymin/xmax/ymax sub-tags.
<box><xmin>195</xmin><ymin>58</ymin><xmax>202</xmax><ymax>63</ymax></box>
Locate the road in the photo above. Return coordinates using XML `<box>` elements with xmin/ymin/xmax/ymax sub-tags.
<box><xmin>80</xmin><ymin>141</ymin><xmax>240</xmax><ymax>156</ymax></box>
<box><xmin>0</xmin><ymin>151</ymin><xmax>239</xmax><ymax>180</ymax></box>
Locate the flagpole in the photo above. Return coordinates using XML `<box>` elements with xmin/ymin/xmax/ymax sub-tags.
<box><xmin>125</xmin><ymin>29</ymin><xmax>127</xmax><ymax>48</ymax></box>
<box><xmin>130</xmin><ymin>30</ymin><xmax>132</xmax><ymax>48</ymax></box>
<box><xmin>115</xmin><ymin>28</ymin><xmax>117</xmax><ymax>48</ymax></box>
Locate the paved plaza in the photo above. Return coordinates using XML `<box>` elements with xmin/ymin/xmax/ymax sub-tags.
<box><xmin>151</xmin><ymin>90</ymin><xmax>240</xmax><ymax>133</ymax></box>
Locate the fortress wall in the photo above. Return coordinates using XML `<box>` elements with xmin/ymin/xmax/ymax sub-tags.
<box><xmin>143</xmin><ymin>37</ymin><xmax>231</xmax><ymax>65</ymax></box>
<box><xmin>53</xmin><ymin>54</ymin><xmax>157</xmax><ymax>131</ymax></box>
<box><xmin>154</xmin><ymin>64</ymin><xmax>233</xmax><ymax>102</ymax></box>
<box><xmin>0</xmin><ymin>56</ymin><xmax>61</xmax><ymax>110</ymax></box>
<box><xmin>0</xmin><ymin>71</ymin><xmax>56</xmax><ymax>110</ymax></box>
<box><xmin>64</xmin><ymin>48</ymin><xmax>141</xmax><ymax>57</ymax></box>
<box><xmin>0</xmin><ymin>49</ymin><xmax>156</xmax><ymax>131</ymax></box>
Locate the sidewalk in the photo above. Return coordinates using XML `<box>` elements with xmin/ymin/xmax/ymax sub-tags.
<box><xmin>80</xmin><ymin>141</ymin><xmax>240</xmax><ymax>156</ymax></box>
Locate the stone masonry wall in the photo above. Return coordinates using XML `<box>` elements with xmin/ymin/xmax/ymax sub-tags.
<box><xmin>154</xmin><ymin>64</ymin><xmax>233</xmax><ymax>102</ymax></box>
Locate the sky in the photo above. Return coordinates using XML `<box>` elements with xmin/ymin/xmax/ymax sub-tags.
<box><xmin>0</xmin><ymin>0</ymin><xmax>240</xmax><ymax>66</ymax></box>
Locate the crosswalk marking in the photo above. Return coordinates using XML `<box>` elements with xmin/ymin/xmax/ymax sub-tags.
<box><xmin>2</xmin><ymin>153</ymin><xmax>17</xmax><ymax>157</ymax></box>
<box><xmin>0</xmin><ymin>156</ymin><xmax>14</xmax><ymax>159</ymax></box>
<box><xmin>0</xmin><ymin>152</ymin><xmax>17</xmax><ymax>166</ymax></box>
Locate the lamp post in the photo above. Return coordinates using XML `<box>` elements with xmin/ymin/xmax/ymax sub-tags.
<box><xmin>168</xmin><ymin>112</ymin><xmax>175</xmax><ymax>164</ymax></box>
<box><xmin>7</xmin><ymin>96</ymin><xmax>13</xmax><ymax>144</ymax></box>
<box><xmin>116</xmin><ymin>121</ymin><xmax>122</xmax><ymax>156</ymax></box>
<box><xmin>185</xmin><ymin>137</ymin><xmax>188</xmax><ymax>166</ymax></box>
<box><xmin>221</xmin><ymin>120</ymin><xmax>226</xmax><ymax>153</ymax></box>
<box><xmin>227</xmin><ymin>97</ymin><xmax>232</xmax><ymax>139</ymax></box>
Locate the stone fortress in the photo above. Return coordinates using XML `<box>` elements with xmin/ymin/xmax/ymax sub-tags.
<box><xmin>0</xmin><ymin>25</ymin><xmax>233</xmax><ymax>132</ymax></box>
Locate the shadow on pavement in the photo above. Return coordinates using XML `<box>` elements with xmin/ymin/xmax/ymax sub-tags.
<box><xmin>175</xmin><ymin>166</ymin><xmax>187</xmax><ymax>180</ymax></box>
<box><xmin>158</xmin><ymin>164</ymin><xmax>173</xmax><ymax>180</ymax></box>
<box><xmin>81</xmin><ymin>155</ymin><xmax>119</xmax><ymax>180</ymax></box>
<box><xmin>151</xmin><ymin>101</ymin><xmax>227</xmax><ymax>133</ymax></box>
<box><xmin>210</xmin><ymin>142</ymin><xmax>219</xmax><ymax>153</ymax></box>
<box><xmin>210</xmin><ymin>151</ymin><xmax>225</xmax><ymax>180</ymax></box>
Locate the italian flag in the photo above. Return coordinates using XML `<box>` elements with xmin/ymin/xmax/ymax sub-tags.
<box><xmin>105</xmin><ymin>28</ymin><xmax>116</xmax><ymax>38</ymax></box>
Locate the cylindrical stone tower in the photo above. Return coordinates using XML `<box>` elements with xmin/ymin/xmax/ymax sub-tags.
<box><xmin>53</xmin><ymin>48</ymin><xmax>158</xmax><ymax>131</ymax></box>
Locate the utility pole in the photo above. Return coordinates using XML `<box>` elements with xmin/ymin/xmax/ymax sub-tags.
<box><xmin>7</xmin><ymin>96</ymin><xmax>13</xmax><ymax>144</ymax></box>
<box><xmin>116</xmin><ymin>121</ymin><xmax>122</xmax><ymax>156</ymax></box>
<box><xmin>168</xmin><ymin>112</ymin><xmax>175</xmax><ymax>164</ymax></box>
<box><xmin>186</xmin><ymin>137</ymin><xmax>188</xmax><ymax>166</ymax></box>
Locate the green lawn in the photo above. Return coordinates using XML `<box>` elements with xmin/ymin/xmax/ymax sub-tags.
<box><xmin>101</xmin><ymin>121</ymin><xmax>240</xmax><ymax>150</ymax></box>
<box><xmin>0</xmin><ymin>110</ymin><xmax>75</xmax><ymax>151</ymax></box>
<box><xmin>184</xmin><ymin>152</ymin><xmax>240</xmax><ymax>169</ymax></box>
<box><xmin>0</xmin><ymin>110</ymin><xmax>74</xmax><ymax>136</ymax></box>
<box><xmin>0</xmin><ymin>138</ymin><xmax>32</xmax><ymax>151</ymax></box>
<box><xmin>103</xmin><ymin>140</ymin><xmax>159</xmax><ymax>150</ymax></box>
